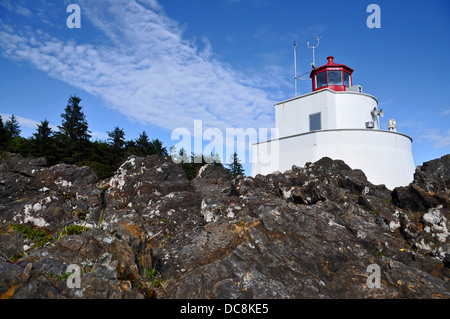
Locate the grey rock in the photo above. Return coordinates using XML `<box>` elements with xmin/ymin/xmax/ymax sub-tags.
<box><xmin>433</xmin><ymin>244</ymin><xmax>450</xmax><ymax>266</ymax></box>
<box><xmin>0</xmin><ymin>152</ymin><xmax>449</xmax><ymax>299</ymax></box>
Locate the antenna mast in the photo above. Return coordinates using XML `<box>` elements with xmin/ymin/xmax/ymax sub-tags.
<box><xmin>294</xmin><ymin>41</ymin><xmax>298</xmax><ymax>97</ymax></box>
<box><xmin>307</xmin><ymin>36</ymin><xmax>321</xmax><ymax>68</ymax></box>
<box><xmin>293</xmin><ymin>40</ymin><xmax>315</xmax><ymax>97</ymax></box>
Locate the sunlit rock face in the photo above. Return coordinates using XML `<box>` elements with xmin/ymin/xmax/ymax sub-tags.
<box><xmin>0</xmin><ymin>153</ymin><xmax>448</xmax><ymax>299</ymax></box>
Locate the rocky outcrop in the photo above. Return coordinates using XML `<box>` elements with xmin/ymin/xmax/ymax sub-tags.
<box><xmin>0</xmin><ymin>152</ymin><xmax>448</xmax><ymax>299</ymax></box>
<box><xmin>392</xmin><ymin>155</ymin><xmax>450</xmax><ymax>212</ymax></box>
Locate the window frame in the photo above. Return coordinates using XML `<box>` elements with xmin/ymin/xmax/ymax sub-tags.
<box><xmin>309</xmin><ymin>112</ymin><xmax>322</xmax><ymax>131</ymax></box>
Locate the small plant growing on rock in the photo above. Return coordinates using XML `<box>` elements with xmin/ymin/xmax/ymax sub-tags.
<box><xmin>144</xmin><ymin>268</ymin><xmax>163</xmax><ymax>288</ymax></box>
<box><xmin>97</xmin><ymin>208</ymin><xmax>107</xmax><ymax>229</ymax></box>
<box><xmin>59</xmin><ymin>191</ymin><xmax>73</xmax><ymax>201</ymax></box>
<box><xmin>57</xmin><ymin>225</ymin><xmax>90</xmax><ymax>240</ymax></box>
<box><xmin>116</xmin><ymin>263</ymin><xmax>134</xmax><ymax>281</ymax></box>
<box><xmin>8</xmin><ymin>252</ymin><xmax>24</xmax><ymax>264</ymax></box>
<box><xmin>58</xmin><ymin>271</ymin><xmax>72</xmax><ymax>281</ymax></box>
<box><xmin>406</xmin><ymin>209</ymin><xmax>422</xmax><ymax>225</ymax></box>
<box><xmin>9</xmin><ymin>223</ymin><xmax>53</xmax><ymax>249</ymax></box>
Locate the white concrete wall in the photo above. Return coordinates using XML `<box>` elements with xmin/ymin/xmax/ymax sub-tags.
<box><xmin>275</xmin><ymin>91</ymin><xmax>333</xmax><ymax>137</ymax></box>
<box><xmin>251</xmin><ymin>129</ymin><xmax>415</xmax><ymax>190</ymax></box>
<box><xmin>274</xmin><ymin>89</ymin><xmax>379</xmax><ymax>138</ymax></box>
<box><xmin>334</xmin><ymin>92</ymin><xmax>378</xmax><ymax>129</ymax></box>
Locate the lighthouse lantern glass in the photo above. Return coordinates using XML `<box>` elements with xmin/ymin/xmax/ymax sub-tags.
<box><xmin>343</xmin><ymin>72</ymin><xmax>351</xmax><ymax>87</ymax></box>
<box><xmin>316</xmin><ymin>71</ymin><xmax>327</xmax><ymax>88</ymax></box>
<box><xmin>327</xmin><ymin>71</ymin><xmax>342</xmax><ymax>85</ymax></box>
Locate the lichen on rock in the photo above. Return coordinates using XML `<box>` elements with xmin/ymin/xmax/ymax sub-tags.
<box><xmin>0</xmin><ymin>152</ymin><xmax>449</xmax><ymax>299</ymax></box>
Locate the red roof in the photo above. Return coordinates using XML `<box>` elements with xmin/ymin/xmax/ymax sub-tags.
<box><xmin>310</xmin><ymin>56</ymin><xmax>354</xmax><ymax>78</ymax></box>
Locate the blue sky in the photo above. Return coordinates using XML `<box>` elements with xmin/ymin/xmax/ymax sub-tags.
<box><xmin>0</xmin><ymin>0</ymin><xmax>449</xmax><ymax>174</ymax></box>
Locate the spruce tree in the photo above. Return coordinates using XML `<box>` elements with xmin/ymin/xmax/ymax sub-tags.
<box><xmin>151</xmin><ymin>138</ymin><xmax>167</xmax><ymax>156</ymax></box>
<box><xmin>107</xmin><ymin>126</ymin><xmax>125</xmax><ymax>149</ymax></box>
<box><xmin>58</xmin><ymin>95</ymin><xmax>91</xmax><ymax>142</ymax></box>
<box><xmin>33</xmin><ymin>119</ymin><xmax>53</xmax><ymax>140</ymax></box>
<box><xmin>57</xmin><ymin>95</ymin><xmax>91</xmax><ymax>163</ymax></box>
<box><xmin>0</xmin><ymin>116</ymin><xmax>8</xmax><ymax>150</ymax></box>
<box><xmin>5</xmin><ymin>114</ymin><xmax>21</xmax><ymax>138</ymax></box>
<box><xmin>135</xmin><ymin>130</ymin><xmax>152</xmax><ymax>156</ymax></box>
<box><xmin>31</xmin><ymin>119</ymin><xmax>57</xmax><ymax>164</ymax></box>
<box><xmin>227</xmin><ymin>152</ymin><xmax>244</xmax><ymax>178</ymax></box>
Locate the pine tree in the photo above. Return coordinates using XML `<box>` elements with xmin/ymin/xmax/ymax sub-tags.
<box><xmin>57</xmin><ymin>95</ymin><xmax>91</xmax><ymax>142</ymax></box>
<box><xmin>205</xmin><ymin>151</ymin><xmax>223</xmax><ymax>167</ymax></box>
<box><xmin>178</xmin><ymin>147</ymin><xmax>190</xmax><ymax>162</ymax></box>
<box><xmin>107</xmin><ymin>126</ymin><xmax>125</xmax><ymax>149</ymax></box>
<box><xmin>33</xmin><ymin>119</ymin><xmax>53</xmax><ymax>140</ymax></box>
<box><xmin>31</xmin><ymin>119</ymin><xmax>57</xmax><ymax>164</ymax></box>
<box><xmin>5</xmin><ymin>114</ymin><xmax>21</xmax><ymax>138</ymax></box>
<box><xmin>0</xmin><ymin>116</ymin><xmax>8</xmax><ymax>150</ymax></box>
<box><xmin>227</xmin><ymin>152</ymin><xmax>244</xmax><ymax>178</ymax></box>
<box><xmin>56</xmin><ymin>95</ymin><xmax>91</xmax><ymax>163</ymax></box>
<box><xmin>151</xmin><ymin>138</ymin><xmax>167</xmax><ymax>156</ymax></box>
<box><xmin>135</xmin><ymin>130</ymin><xmax>152</xmax><ymax>156</ymax></box>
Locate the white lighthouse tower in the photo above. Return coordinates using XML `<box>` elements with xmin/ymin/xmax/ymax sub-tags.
<box><xmin>251</xmin><ymin>55</ymin><xmax>415</xmax><ymax>190</ymax></box>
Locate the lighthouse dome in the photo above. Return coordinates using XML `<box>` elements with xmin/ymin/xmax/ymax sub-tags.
<box><xmin>310</xmin><ymin>56</ymin><xmax>354</xmax><ymax>92</ymax></box>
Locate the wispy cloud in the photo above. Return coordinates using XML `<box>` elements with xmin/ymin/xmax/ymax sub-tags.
<box><xmin>0</xmin><ymin>0</ymin><xmax>34</xmax><ymax>18</ymax></box>
<box><xmin>1</xmin><ymin>113</ymin><xmax>42</xmax><ymax>130</ymax></box>
<box><xmin>419</xmin><ymin>129</ymin><xmax>450</xmax><ymax>149</ymax></box>
<box><xmin>0</xmin><ymin>0</ymin><xmax>276</xmax><ymax>133</ymax></box>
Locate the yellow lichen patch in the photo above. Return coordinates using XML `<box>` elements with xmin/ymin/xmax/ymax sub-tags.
<box><xmin>0</xmin><ymin>284</ymin><xmax>20</xmax><ymax>299</ymax></box>
<box><xmin>117</xmin><ymin>222</ymin><xmax>145</xmax><ymax>241</ymax></box>
<box><xmin>233</xmin><ymin>220</ymin><xmax>261</xmax><ymax>236</ymax></box>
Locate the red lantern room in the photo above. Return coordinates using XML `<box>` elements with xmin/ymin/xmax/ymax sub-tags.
<box><xmin>310</xmin><ymin>56</ymin><xmax>353</xmax><ymax>92</ymax></box>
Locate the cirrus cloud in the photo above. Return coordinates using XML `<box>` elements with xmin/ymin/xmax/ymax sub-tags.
<box><xmin>0</xmin><ymin>0</ymin><xmax>277</xmax><ymax>134</ymax></box>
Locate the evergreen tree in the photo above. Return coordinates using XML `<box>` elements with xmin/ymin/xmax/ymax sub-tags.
<box><xmin>181</xmin><ymin>152</ymin><xmax>202</xmax><ymax>180</ymax></box>
<box><xmin>31</xmin><ymin>119</ymin><xmax>57</xmax><ymax>164</ymax></box>
<box><xmin>204</xmin><ymin>151</ymin><xmax>223</xmax><ymax>167</ymax></box>
<box><xmin>178</xmin><ymin>147</ymin><xmax>190</xmax><ymax>162</ymax></box>
<box><xmin>57</xmin><ymin>95</ymin><xmax>91</xmax><ymax>142</ymax></box>
<box><xmin>106</xmin><ymin>126</ymin><xmax>126</xmax><ymax>168</ymax></box>
<box><xmin>5</xmin><ymin>114</ymin><xmax>21</xmax><ymax>138</ymax></box>
<box><xmin>77</xmin><ymin>140</ymin><xmax>116</xmax><ymax>180</ymax></box>
<box><xmin>0</xmin><ymin>116</ymin><xmax>8</xmax><ymax>150</ymax></box>
<box><xmin>107</xmin><ymin>126</ymin><xmax>126</xmax><ymax>149</ymax></box>
<box><xmin>151</xmin><ymin>138</ymin><xmax>167</xmax><ymax>156</ymax></box>
<box><xmin>56</xmin><ymin>95</ymin><xmax>91</xmax><ymax>163</ymax></box>
<box><xmin>227</xmin><ymin>152</ymin><xmax>244</xmax><ymax>178</ymax></box>
<box><xmin>33</xmin><ymin>119</ymin><xmax>53</xmax><ymax>140</ymax></box>
<box><xmin>135</xmin><ymin>130</ymin><xmax>152</xmax><ymax>156</ymax></box>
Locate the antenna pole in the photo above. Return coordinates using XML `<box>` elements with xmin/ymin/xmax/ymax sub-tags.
<box><xmin>294</xmin><ymin>41</ymin><xmax>297</xmax><ymax>96</ymax></box>
<box><xmin>312</xmin><ymin>46</ymin><xmax>315</xmax><ymax>67</ymax></box>
<box><xmin>307</xmin><ymin>36</ymin><xmax>321</xmax><ymax>68</ymax></box>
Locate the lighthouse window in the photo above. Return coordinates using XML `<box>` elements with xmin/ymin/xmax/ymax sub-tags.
<box><xmin>343</xmin><ymin>71</ymin><xmax>351</xmax><ymax>86</ymax></box>
<box><xmin>309</xmin><ymin>112</ymin><xmax>321</xmax><ymax>131</ymax></box>
<box><xmin>327</xmin><ymin>71</ymin><xmax>342</xmax><ymax>85</ymax></box>
<box><xmin>316</xmin><ymin>72</ymin><xmax>327</xmax><ymax>88</ymax></box>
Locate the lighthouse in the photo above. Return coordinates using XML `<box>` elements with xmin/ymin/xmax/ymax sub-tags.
<box><xmin>251</xmin><ymin>55</ymin><xmax>415</xmax><ymax>190</ymax></box>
